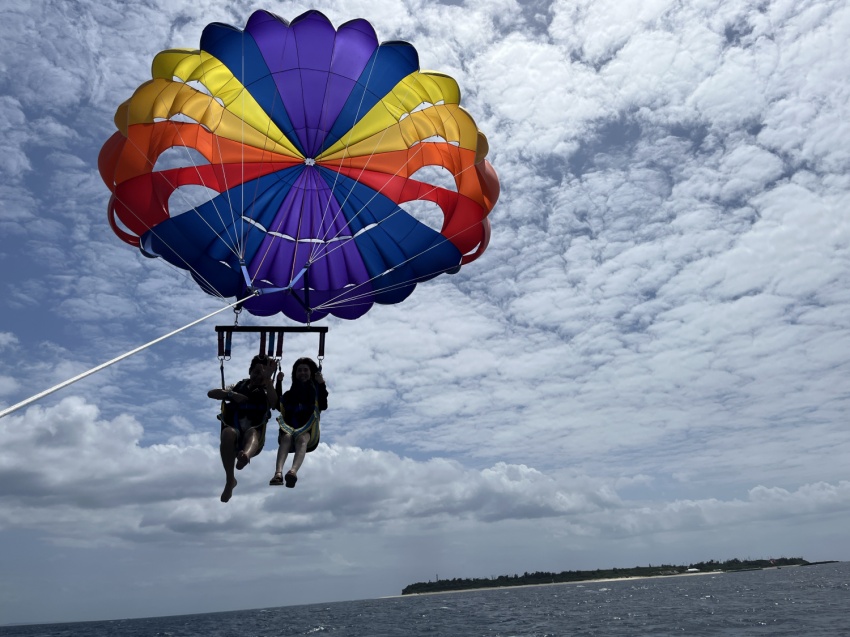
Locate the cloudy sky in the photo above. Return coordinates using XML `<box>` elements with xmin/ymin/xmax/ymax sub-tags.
<box><xmin>2</xmin><ymin>0</ymin><xmax>849</xmax><ymax>626</ymax></box>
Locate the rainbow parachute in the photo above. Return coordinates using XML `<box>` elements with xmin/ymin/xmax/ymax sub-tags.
<box><xmin>99</xmin><ymin>10</ymin><xmax>499</xmax><ymax>322</ymax></box>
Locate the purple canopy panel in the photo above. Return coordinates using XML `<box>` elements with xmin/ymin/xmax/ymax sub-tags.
<box><xmin>245</xmin><ymin>11</ymin><xmax>297</xmax><ymax>65</ymax></box>
<box><xmin>249</xmin><ymin>12</ymin><xmax>380</xmax><ymax>157</ymax></box>
<box><xmin>318</xmin><ymin>20</ymin><xmax>380</xmax><ymax>149</ymax></box>
<box><xmin>249</xmin><ymin>168</ymin><xmax>371</xmax><ymax>291</ymax></box>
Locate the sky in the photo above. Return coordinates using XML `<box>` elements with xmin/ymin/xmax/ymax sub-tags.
<box><xmin>1</xmin><ymin>0</ymin><xmax>849</xmax><ymax>626</ymax></box>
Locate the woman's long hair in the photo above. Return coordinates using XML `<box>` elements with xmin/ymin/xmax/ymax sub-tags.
<box><xmin>291</xmin><ymin>357</ymin><xmax>319</xmax><ymax>379</ymax></box>
<box><xmin>276</xmin><ymin>357</ymin><xmax>319</xmax><ymax>396</ymax></box>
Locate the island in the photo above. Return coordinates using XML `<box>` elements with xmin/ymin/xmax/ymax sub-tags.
<box><xmin>401</xmin><ymin>557</ymin><xmax>836</xmax><ymax>595</ymax></box>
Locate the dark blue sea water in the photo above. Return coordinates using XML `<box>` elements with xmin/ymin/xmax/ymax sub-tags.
<box><xmin>2</xmin><ymin>562</ymin><xmax>847</xmax><ymax>636</ymax></box>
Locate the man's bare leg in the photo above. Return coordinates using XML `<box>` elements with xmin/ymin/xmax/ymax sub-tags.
<box><xmin>236</xmin><ymin>428</ymin><xmax>260</xmax><ymax>470</ymax></box>
<box><xmin>220</xmin><ymin>427</ymin><xmax>239</xmax><ymax>502</ymax></box>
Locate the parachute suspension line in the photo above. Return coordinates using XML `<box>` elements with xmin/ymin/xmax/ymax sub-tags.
<box><xmin>130</xmin><ymin>85</ymin><xmax>244</xmax><ymax>257</ymax></box>
<box><xmin>317</xmin><ymin>261</ymin><xmax>471</xmax><ymax>310</ymax></box>
<box><xmin>240</xmin><ymin>29</ymin><xmax>246</xmax><ymax>258</ymax></box>
<box><xmin>307</xmin><ymin>157</ymin><xmax>479</xmax><ymax>272</ymax></box>
<box><xmin>311</xmin><ymin>140</ymin><xmax>430</xmax><ymax>255</ymax></box>
<box><xmin>108</xmin><ymin>188</ymin><xmax>233</xmax><ymax>306</ymax></box>
<box><xmin>113</xmin><ymin>126</ymin><xmax>244</xmax><ymax>265</ymax></box>
<box><xmin>284</xmin><ymin>264</ymin><xmax>313</xmax><ymax>322</ymax></box>
<box><xmin>196</xmin><ymin>49</ymin><xmax>243</xmax><ymax>258</ymax></box>
<box><xmin>271</xmin><ymin>196</ymin><xmax>310</xmax><ymax>305</ymax></box>
<box><xmin>113</xmin><ymin>70</ymin><xmax>305</xmax><ymax>303</ymax></box>
<box><xmin>241</xmin><ymin>48</ymin><xmax>295</xmax><ymax>291</ymax></box>
<box><xmin>311</xmin><ymin>69</ymin><xmax>476</xmax><ymax>256</ymax></box>
<box><xmin>310</xmin><ymin>59</ymin><xmax>429</xmax><ymax>262</ymax></box>
<box><xmin>304</xmin><ymin>141</ymin><xmax>424</xmax><ymax>272</ymax></box>
<box><xmin>309</xmin><ymin>49</ymin><xmax>385</xmax><ymax>263</ymax></box>
<box><xmin>0</xmin><ymin>293</ymin><xmax>259</xmax><ymax>420</ymax></box>
<box><xmin>310</xmin><ymin>189</ymin><xmax>489</xmax><ymax>312</ymax></box>
<box><xmin>318</xmin><ymin>260</ymin><xmax>466</xmax><ymax>309</ymax></box>
<box><xmin>297</xmin><ymin>139</ymin><xmax>485</xmax><ymax>314</ymax></box>
<box><xmin>314</xmin><ymin>60</ymin><xmax>450</xmax><ymax>252</ymax></box>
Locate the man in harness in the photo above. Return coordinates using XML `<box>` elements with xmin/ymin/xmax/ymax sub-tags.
<box><xmin>208</xmin><ymin>354</ymin><xmax>278</xmax><ymax>502</ymax></box>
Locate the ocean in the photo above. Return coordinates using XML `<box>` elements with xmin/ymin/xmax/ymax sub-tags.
<box><xmin>2</xmin><ymin>561</ymin><xmax>847</xmax><ymax>636</ymax></box>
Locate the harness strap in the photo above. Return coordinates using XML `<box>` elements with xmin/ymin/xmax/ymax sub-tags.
<box><xmin>277</xmin><ymin>390</ymin><xmax>321</xmax><ymax>436</ymax></box>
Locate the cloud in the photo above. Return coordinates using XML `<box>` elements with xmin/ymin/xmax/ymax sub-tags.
<box><xmin>1</xmin><ymin>0</ymin><xmax>850</xmax><ymax>624</ymax></box>
<box><xmin>2</xmin><ymin>399</ymin><xmax>848</xmax><ymax>549</ymax></box>
<box><xmin>0</xmin><ymin>96</ymin><xmax>34</xmax><ymax>183</ymax></box>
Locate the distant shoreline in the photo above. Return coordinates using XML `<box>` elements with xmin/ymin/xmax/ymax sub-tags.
<box><xmin>399</xmin><ymin>558</ymin><xmax>837</xmax><ymax>596</ymax></box>
<box><xmin>397</xmin><ymin>568</ymin><xmax>720</xmax><ymax>597</ymax></box>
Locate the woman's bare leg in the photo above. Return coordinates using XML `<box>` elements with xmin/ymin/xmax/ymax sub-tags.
<box><xmin>274</xmin><ymin>432</ymin><xmax>293</xmax><ymax>475</ymax></box>
<box><xmin>289</xmin><ymin>433</ymin><xmax>309</xmax><ymax>475</ymax></box>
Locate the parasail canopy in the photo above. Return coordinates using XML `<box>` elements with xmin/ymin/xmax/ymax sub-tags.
<box><xmin>99</xmin><ymin>10</ymin><xmax>499</xmax><ymax>323</ymax></box>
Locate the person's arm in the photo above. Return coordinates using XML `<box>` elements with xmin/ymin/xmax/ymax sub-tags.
<box><xmin>316</xmin><ymin>377</ymin><xmax>328</xmax><ymax>411</ymax></box>
<box><xmin>262</xmin><ymin>360</ymin><xmax>278</xmax><ymax>408</ymax></box>
<box><xmin>208</xmin><ymin>387</ymin><xmax>236</xmax><ymax>400</ymax></box>
<box><xmin>208</xmin><ymin>383</ymin><xmax>249</xmax><ymax>403</ymax></box>
<box><xmin>263</xmin><ymin>376</ymin><xmax>278</xmax><ymax>409</ymax></box>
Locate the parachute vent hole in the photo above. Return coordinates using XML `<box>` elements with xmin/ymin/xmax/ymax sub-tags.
<box><xmin>185</xmin><ymin>80</ymin><xmax>213</xmax><ymax>97</ymax></box>
<box><xmin>409</xmin><ymin>165</ymin><xmax>458</xmax><ymax>192</ymax></box>
<box><xmin>403</xmin><ymin>200</ymin><xmax>445</xmax><ymax>233</ymax></box>
<box><xmin>112</xmin><ymin>214</ymin><xmax>137</xmax><ymax>240</ymax></box>
<box><xmin>412</xmin><ymin>135</ymin><xmax>457</xmax><ymax>146</ymax></box>
<box><xmin>411</xmin><ymin>101</ymin><xmax>434</xmax><ymax>113</ymax></box>
<box><xmin>168</xmin><ymin>185</ymin><xmax>220</xmax><ymax>217</ymax></box>
<box><xmin>168</xmin><ymin>113</ymin><xmax>201</xmax><ymax>125</ymax></box>
<box><xmin>153</xmin><ymin>147</ymin><xmax>210</xmax><ymax>172</ymax></box>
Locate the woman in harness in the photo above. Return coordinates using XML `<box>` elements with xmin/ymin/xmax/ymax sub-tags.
<box><xmin>269</xmin><ymin>357</ymin><xmax>328</xmax><ymax>488</ymax></box>
<box><xmin>209</xmin><ymin>354</ymin><xmax>278</xmax><ymax>502</ymax></box>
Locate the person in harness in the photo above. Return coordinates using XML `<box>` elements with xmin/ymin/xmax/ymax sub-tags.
<box><xmin>209</xmin><ymin>354</ymin><xmax>278</xmax><ymax>502</ymax></box>
<box><xmin>269</xmin><ymin>357</ymin><xmax>328</xmax><ymax>488</ymax></box>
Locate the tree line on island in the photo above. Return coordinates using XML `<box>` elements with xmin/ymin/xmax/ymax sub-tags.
<box><xmin>401</xmin><ymin>557</ymin><xmax>834</xmax><ymax>595</ymax></box>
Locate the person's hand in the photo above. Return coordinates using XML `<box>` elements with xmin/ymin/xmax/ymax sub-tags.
<box><xmin>263</xmin><ymin>360</ymin><xmax>278</xmax><ymax>380</ymax></box>
<box><xmin>277</xmin><ymin>371</ymin><xmax>285</xmax><ymax>382</ymax></box>
<box><xmin>315</xmin><ymin>371</ymin><xmax>324</xmax><ymax>384</ymax></box>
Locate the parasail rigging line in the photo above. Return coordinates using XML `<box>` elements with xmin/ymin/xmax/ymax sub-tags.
<box><xmin>302</xmin><ymin>75</ymin><xmax>475</xmax><ymax>266</ymax></box>
<box><xmin>304</xmin><ymin>155</ymin><xmax>479</xmax><ymax>269</ymax></box>
<box><xmin>0</xmin><ymin>293</ymin><xmax>258</xmax><ymax>420</ymax></box>
<box><xmin>114</xmin><ymin>117</ymin><xmax>244</xmax><ymax>263</ymax></box>
<box><xmin>312</xmin><ymin>205</ymin><xmax>489</xmax><ymax>311</ymax></box>
<box><xmin>109</xmin><ymin>187</ymin><xmax>231</xmax><ymax>304</ymax></box>
<box><xmin>112</xmin><ymin>72</ymin><xmax>307</xmax><ymax>300</ymax></box>
<box><xmin>307</xmin><ymin>47</ymin><xmax>387</xmax><ymax>263</ymax></box>
<box><xmin>238</xmin><ymin>28</ymin><xmax>358</xmax><ymax>290</ymax></box>
<box><xmin>316</xmin><ymin>259</ymin><xmax>476</xmax><ymax>310</ymax></box>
